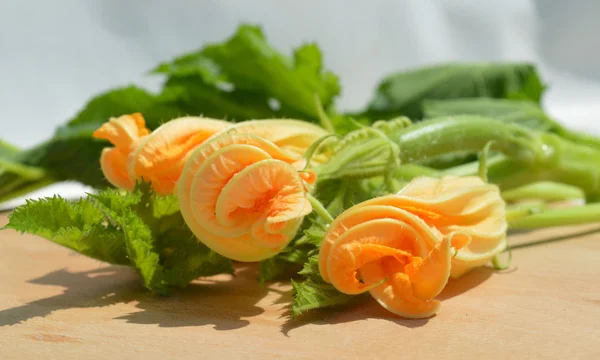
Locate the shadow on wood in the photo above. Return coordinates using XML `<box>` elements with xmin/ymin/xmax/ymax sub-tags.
<box><xmin>0</xmin><ymin>265</ymin><xmax>267</xmax><ymax>330</ymax></box>
<box><xmin>437</xmin><ymin>267</ymin><xmax>494</xmax><ymax>301</ymax></box>
<box><xmin>278</xmin><ymin>292</ymin><xmax>431</xmax><ymax>337</ymax></box>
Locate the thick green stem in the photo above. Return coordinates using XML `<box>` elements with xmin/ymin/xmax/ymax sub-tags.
<box><xmin>505</xmin><ymin>201</ymin><xmax>546</xmax><ymax>222</ymax></box>
<box><xmin>318</xmin><ymin>115</ymin><xmax>600</xmax><ymax>202</ymax></box>
<box><xmin>445</xmin><ymin>134</ymin><xmax>600</xmax><ymax>200</ymax></box>
<box><xmin>502</xmin><ymin>182</ymin><xmax>584</xmax><ymax>202</ymax></box>
<box><xmin>392</xmin><ymin>164</ymin><xmax>439</xmax><ymax>180</ymax></box>
<box><xmin>557</xmin><ymin>127</ymin><xmax>600</xmax><ymax>151</ymax></box>
<box><xmin>509</xmin><ymin>203</ymin><xmax>600</xmax><ymax>228</ymax></box>
<box><xmin>0</xmin><ymin>177</ymin><xmax>57</xmax><ymax>205</ymax></box>
<box><xmin>318</xmin><ymin>116</ymin><xmax>545</xmax><ymax>180</ymax></box>
<box><xmin>389</xmin><ymin>116</ymin><xmax>544</xmax><ymax>164</ymax></box>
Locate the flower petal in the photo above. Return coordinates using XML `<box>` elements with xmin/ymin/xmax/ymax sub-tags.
<box><xmin>92</xmin><ymin>113</ymin><xmax>150</xmax><ymax>190</ymax></box>
<box><xmin>128</xmin><ymin>117</ymin><xmax>230</xmax><ymax>194</ymax></box>
<box><xmin>98</xmin><ymin>148</ymin><xmax>134</xmax><ymax>190</ymax></box>
<box><xmin>361</xmin><ymin>265</ymin><xmax>441</xmax><ymax>319</ymax></box>
<box><xmin>318</xmin><ymin>202</ymin><xmax>437</xmax><ymax>283</ymax></box>
<box><xmin>179</xmin><ymin>133</ymin><xmax>313</xmax><ymax>262</ymax></box>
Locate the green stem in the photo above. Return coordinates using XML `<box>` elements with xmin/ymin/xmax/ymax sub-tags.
<box><xmin>0</xmin><ymin>159</ymin><xmax>47</xmax><ymax>180</ymax></box>
<box><xmin>307</xmin><ymin>193</ymin><xmax>334</xmax><ymax>223</ymax></box>
<box><xmin>0</xmin><ymin>139</ymin><xmax>21</xmax><ymax>155</ymax></box>
<box><xmin>318</xmin><ymin>116</ymin><xmax>545</xmax><ymax>180</ymax></box>
<box><xmin>502</xmin><ymin>182</ymin><xmax>584</xmax><ymax>202</ymax></box>
<box><xmin>314</xmin><ymin>94</ymin><xmax>336</xmax><ymax>133</ymax></box>
<box><xmin>509</xmin><ymin>203</ymin><xmax>600</xmax><ymax>229</ymax></box>
<box><xmin>557</xmin><ymin>127</ymin><xmax>600</xmax><ymax>151</ymax></box>
<box><xmin>445</xmin><ymin>134</ymin><xmax>600</xmax><ymax>200</ymax></box>
<box><xmin>0</xmin><ymin>177</ymin><xmax>58</xmax><ymax>205</ymax></box>
<box><xmin>505</xmin><ymin>201</ymin><xmax>546</xmax><ymax>222</ymax></box>
<box><xmin>318</xmin><ymin>115</ymin><xmax>600</xmax><ymax>202</ymax></box>
<box><xmin>392</xmin><ymin>164</ymin><xmax>440</xmax><ymax>180</ymax></box>
<box><xmin>389</xmin><ymin>116</ymin><xmax>544</xmax><ymax>164</ymax></box>
<box><xmin>492</xmin><ymin>248</ymin><xmax>512</xmax><ymax>270</ymax></box>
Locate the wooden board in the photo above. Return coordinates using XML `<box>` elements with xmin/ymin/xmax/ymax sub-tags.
<box><xmin>1</xmin><ymin>212</ymin><xmax>599</xmax><ymax>359</ymax></box>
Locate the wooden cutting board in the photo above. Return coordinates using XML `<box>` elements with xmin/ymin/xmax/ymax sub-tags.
<box><xmin>1</xmin><ymin>212</ymin><xmax>599</xmax><ymax>359</ymax></box>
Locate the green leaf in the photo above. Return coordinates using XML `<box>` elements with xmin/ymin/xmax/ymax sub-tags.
<box><xmin>156</xmin><ymin>208</ymin><xmax>234</xmax><ymax>287</ymax></box>
<box><xmin>158</xmin><ymin>75</ymin><xmax>280</xmax><ymax>120</ymax></box>
<box><xmin>65</xmin><ymin>86</ymin><xmax>180</xmax><ymax>130</ymax></box>
<box><xmin>159</xmin><ymin>224</ymin><xmax>234</xmax><ymax>287</ymax></box>
<box><xmin>3</xmin><ymin>195</ymin><xmax>129</xmax><ymax>265</ymax></box>
<box><xmin>265</xmin><ymin>210</ymin><xmax>362</xmax><ymax>318</ymax></box>
<box><xmin>0</xmin><ymin>139</ymin><xmax>51</xmax><ymax>204</ymax></box>
<box><xmin>0</xmin><ymin>86</ymin><xmax>182</xmax><ymax>204</ymax></box>
<box><xmin>155</xmin><ymin>24</ymin><xmax>340</xmax><ymax>122</ymax></box>
<box><xmin>113</xmin><ymin>205</ymin><xmax>168</xmax><ymax>294</ymax></box>
<box><xmin>3</xmin><ymin>181</ymin><xmax>233</xmax><ymax>294</ymax></box>
<box><xmin>152</xmin><ymin>53</ymin><xmax>222</xmax><ymax>84</ymax></box>
<box><xmin>256</xmin><ymin>214</ymin><xmax>318</xmax><ymax>284</ymax></box>
<box><xmin>0</xmin><ymin>24</ymin><xmax>341</xmax><ymax>204</ymax></box>
<box><xmin>422</xmin><ymin>98</ymin><xmax>560</xmax><ymax>131</ymax></box>
<box><xmin>93</xmin><ymin>182</ymin><xmax>233</xmax><ymax>293</ymax></box>
<box><xmin>291</xmin><ymin>254</ymin><xmax>357</xmax><ymax>319</ymax></box>
<box><xmin>258</xmin><ymin>245</ymin><xmax>310</xmax><ymax>284</ymax></box>
<box><xmin>0</xmin><ymin>139</ymin><xmax>20</xmax><ymax>157</ymax></box>
<box><xmin>364</xmin><ymin>63</ymin><xmax>545</xmax><ymax>120</ymax></box>
<box><xmin>202</xmin><ymin>26</ymin><xmax>340</xmax><ymax>119</ymax></box>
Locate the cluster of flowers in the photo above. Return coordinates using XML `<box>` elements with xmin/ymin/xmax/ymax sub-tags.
<box><xmin>94</xmin><ymin>114</ymin><xmax>506</xmax><ymax>318</ymax></box>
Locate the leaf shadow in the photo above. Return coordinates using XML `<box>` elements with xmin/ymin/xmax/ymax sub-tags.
<box><xmin>276</xmin><ymin>291</ymin><xmax>431</xmax><ymax>337</ymax></box>
<box><xmin>277</xmin><ymin>266</ymin><xmax>508</xmax><ymax>336</ymax></box>
<box><xmin>0</xmin><ymin>264</ymin><xmax>267</xmax><ymax>331</ymax></box>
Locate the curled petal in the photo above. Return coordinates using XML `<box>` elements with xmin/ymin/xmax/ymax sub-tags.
<box><xmin>362</xmin><ymin>238</ymin><xmax>451</xmax><ymax>318</ymax></box>
<box><xmin>326</xmin><ymin>219</ymin><xmax>420</xmax><ymax>295</ymax></box>
<box><xmin>128</xmin><ymin>117</ymin><xmax>230</xmax><ymax>194</ymax></box>
<box><xmin>318</xmin><ymin>175</ymin><xmax>507</xmax><ymax>318</ymax></box>
<box><xmin>222</xmin><ymin>120</ymin><xmax>331</xmax><ymax>164</ymax></box>
<box><xmin>395</xmin><ymin>175</ymin><xmax>507</xmax><ymax>277</ymax></box>
<box><xmin>318</xmin><ymin>202</ymin><xmax>437</xmax><ymax>283</ymax></box>
<box><xmin>318</xmin><ymin>203</ymin><xmax>450</xmax><ymax>318</ymax></box>
<box><xmin>93</xmin><ymin>113</ymin><xmax>149</xmax><ymax>149</ymax></box>
<box><xmin>179</xmin><ymin>133</ymin><xmax>313</xmax><ymax>262</ymax></box>
<box><xmin>98</xmin><ymin>148</ymin><xmax>133</xmax><ymax>190</ymax></box>
<box><xmin>360</xmin><ymin>266</ymin><xmax>440</xmax><ymax>319</ymax></box>
<box><xmin>92</xmin><ymin>113</ymin><xmax>150</xmax><ymax>190</ymax></box>
<box><xmin>404</xmin><ymin>237</ymin><xmax>452</xmax><ymax>300</ymax></box>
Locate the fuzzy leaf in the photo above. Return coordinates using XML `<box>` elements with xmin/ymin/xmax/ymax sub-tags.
<box><xmin>3</xmin><ymin>182</ymin><xmax>233</xmax><ymax>294</ymax></box>
<box><xmin>291</xmin><ymin>255</ymin><xmax>357</xmax><ymax>318</ymax></box>
<box><xmin>0</xmin><ymin>86</ymin><xmax>182</xmax><ymax>204</ymax></box>
<box><xmin>4</xmin><ymin>196</ymin><xmax>129</xmax><ymax>265</ymax></box>
<box><xmin>364</xmin><ymin>63</ymin><xmax>545</xmax><ymax>120</ymax></box>
<box><xmin>155</xmin><ymin>24</ymin><xmax>340</xmax><ymax>122</ymax></box>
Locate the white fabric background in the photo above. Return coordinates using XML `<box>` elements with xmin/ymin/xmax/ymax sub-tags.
<box><xmin>2</xmin><ymin>0</ymin><xmax>600</xmax><ymax>208</ymax></box>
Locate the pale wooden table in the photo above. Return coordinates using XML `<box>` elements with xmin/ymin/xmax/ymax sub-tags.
<box><xmin>1</xmin><ymin>212</ymin><xmax>599</xmax><ymax>359</ymax></box>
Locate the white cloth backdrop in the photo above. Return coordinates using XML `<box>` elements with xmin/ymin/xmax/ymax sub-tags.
<box><xmin>2</xmin><ymin>0</ymin><xmax>600</xmax><ymax>208</ymax></box>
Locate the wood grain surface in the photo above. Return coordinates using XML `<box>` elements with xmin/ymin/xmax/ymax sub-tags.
<box><xmin>1</xmin><ymin>212</ymin><xmax>599</xmax><ymax>359</ymax></box>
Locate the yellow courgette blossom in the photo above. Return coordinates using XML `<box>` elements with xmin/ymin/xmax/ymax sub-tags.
<box><xmin>318</xmin><ymin>175</ymin><xmax>507</xmax><ymax>318</ymax></box>
<box><xmin>93</xmin><ymin>114</ymin><xmax>229</xmax><ymax>194</ymax></box>
<box><xmin>93</xmin><ymin>116</ymin><xmax>328</xmax><ymax>195</ymax></box>
<box><xmin>92</xmin><ymin>113</ymin><xmax>150</xmax><ymax>190</ymax></box>
<box><xmin>127</xmin><ymin>117</ymin><xmax>231</xmax><ymax>194</ymax></box>
<box><xmin>176</xmin><ymin>119</ymin><xmax>328</xmax><ymax>261</ymax></box>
